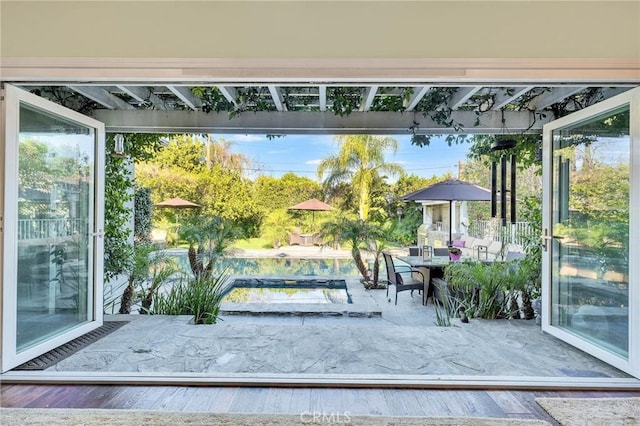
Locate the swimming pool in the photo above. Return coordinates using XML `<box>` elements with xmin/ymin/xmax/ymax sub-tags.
<box><xmin>224</xmin><ymin>278</ymin><xmax>352</xmax><ymax>304</ymax></box>
<box><xmin>166</xmin><ymin>251</ymin><xmax>359</xmax><ymax>277</ymax></box>
<box><xmin>161</xmin><ymin>251</ymin><xmax>358</xmax><ymax>305</ymax></box>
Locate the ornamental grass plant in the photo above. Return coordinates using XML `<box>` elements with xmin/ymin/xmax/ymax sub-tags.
<box><xmin>152</xmin><ymin>270</ymin><xmax>231</xmax><ymax>324</ymax></box>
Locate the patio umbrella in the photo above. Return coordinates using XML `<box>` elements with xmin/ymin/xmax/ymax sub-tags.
<box><xmin>155</xmin><ymin>197</ymin><xmax>201</xmax><ymax>229</ymax></box>
<box><xmin>288</xmin><ymin>198</ymin><xmax>333</xmax><ymax>231</ymax></box>
<box><xmin>402</xmin><ymin>179</ymin><xmax>491</xmax><ymax>244</ymax></box>
<box><xmin>155</xmin><ymin>197</ymin><xmax>200</xmax><ymax>209</ymax></box>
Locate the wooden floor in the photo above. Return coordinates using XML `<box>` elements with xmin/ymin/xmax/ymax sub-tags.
<box><xmin>1</xmin><ymin>384</ymin><xmax>639</xmax><ymax>424</ymax></box>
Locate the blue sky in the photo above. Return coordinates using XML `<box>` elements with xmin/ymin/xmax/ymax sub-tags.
<box><xmin>210</xmin><ymin>134</ymin><xmax>470</xmax><ymax>181</ymax></box>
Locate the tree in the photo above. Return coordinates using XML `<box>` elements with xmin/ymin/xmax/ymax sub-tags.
<box><xmin>135</xmin><ymin>163</ymin><xmax>260</xmax><ymax>237</ymax></box>
<box><xmin>204</xmin><ymin>136</ymin><xmax>250</xmax><ymax>171</ymax></box>
<box><xmin>317</xmin><ymin>135</ymin><xmax>404</xmax><ymax>221</ymax></box>
<box><xmin>118</xmin><ymin>243</ymin><xmax>177</xmax><ymax>314</ymax></box>
<box><xmin>364</xmin><ymin>220</ymin><xmax>398</xmax><ymax>289</ymax></box>
<box><xmin>461</xmin><ymin>137</ymin><xmax>542</xmax><ymax>223</ymax></box>
<box><xmin>261</xmin><ymin>209</ymin><xmax>296</xmax><ymax>248</ymax></box>
<box><xmin>253</xmin><ymin>172</ymin><xmax>321</xmax><ymax>214</ymax></box>
<box><xmin>467</xmin><ymin>134</ymin><xmax>543</xmax><ymax>170</ymax></box>
<box><xmin>320</xmin><ymin>216</ymin><xmax>371</xmax><ymax>281</ymax></box>
<box><xmin>18</xmin><ymin>139</ymin><xmax>53</xmax><ymax>190</ymax></box>
<box><xmin>393</xmin><ymin>173</ymin><xmax>448</xmax><ymax>201</ymax></box>
<box><xmin>180</xmin><ymin>215</ymin><xmax>241</xmax><ymax>278</ymax></box>
<box><xmin>149</xmin><ymin>134</ymin><xmax>250</xmax><ymax>173</ymax></box>
<box><xmin>150</xmin><ymin>135</ymin><xmax>205</xmax><ymax>172</ymax></box>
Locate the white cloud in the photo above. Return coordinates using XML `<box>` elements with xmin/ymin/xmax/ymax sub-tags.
<box><xmin>267</xmin><ymin>149</ymin><xmax>293</xmax><ymax>155</ymax></box>
<box><xmin>305</xmin><ymin>159</ymin><xmax>322</xmax><ymax>165</ymax></box>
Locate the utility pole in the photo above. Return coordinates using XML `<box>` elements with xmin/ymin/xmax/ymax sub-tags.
<box><xmin>206</xmin><ymin>134</ymin><xmax>211</xmax><ymax>169</ymax></box>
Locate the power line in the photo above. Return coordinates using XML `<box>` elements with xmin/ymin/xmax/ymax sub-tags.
<box><xmin>242</xmin><ymin>164</ymin><xmax>456</xmax><ymax>174</ymax></box>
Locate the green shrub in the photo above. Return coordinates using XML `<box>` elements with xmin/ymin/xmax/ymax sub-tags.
<box><xmin>152</xmin><ymin>271</ymin><xmax>230</xmax><ymax>324</ymax></box>
<box><xmin>444</xmin><ymin>260</ymin><xmax>509</xmax><ymax>319</ymax></box>
<box><xmin>134</xmin><ymin>186</ymin><xmax>153</xmax><ymax>244</ymax></box>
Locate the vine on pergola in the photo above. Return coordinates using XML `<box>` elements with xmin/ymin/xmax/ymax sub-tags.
<box><xmin>28</xmin><ymin>84</ymin><xmax>615</xmax><ymax>151</ymax></box>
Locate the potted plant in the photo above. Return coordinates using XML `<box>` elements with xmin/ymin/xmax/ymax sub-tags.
<box><xmin>448</xmin><ymin>246</ymin><xmax>462</xmax><ymax>261</ymax></box>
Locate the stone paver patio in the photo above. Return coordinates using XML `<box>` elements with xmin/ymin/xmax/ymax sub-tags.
<box><xmin>52</xmin><ymin>275</ymin><xmax>629</xmax><ymax>379</ymax></box>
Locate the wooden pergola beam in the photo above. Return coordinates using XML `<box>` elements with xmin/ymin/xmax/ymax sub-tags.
<box><xmin>116</xmin><ymin>86</ymin><xmax>167</xmax><ymax>110</ymax></box>
<box><xmin>167</xmin><ymin>86</ymin><xmax>202</xmax><ymax>110</ymax></box>
<box><xmin>268</xmin><ymin>85</ymin><xmax>287</xmax><ymax>112</ymax></box>
<box><xmin>405</xmin><ymin>86</ymin><xmax>431</xmax><ymax>111</ymax></box>
<box><xmin>361</xmin><ymin>86</ymin><xmax>379</xmax><ymax>112</ymax></box>
<box><xmin>448</xmin><ymin>86</ymin><xmax>482</xmax><ymax>109</ymax></box>
<box><xmin>68</xmin><ymin>86</ymin><xmax>135</xmax><ymax>110</ymax></box>
<box><xmin>93</xmin><ymin>109</ymin><xmax>549</xmax><ymax>135</ymax></box>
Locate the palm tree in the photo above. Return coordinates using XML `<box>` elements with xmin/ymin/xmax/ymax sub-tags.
<box><xmin>118</xmin><ymin>243</ymin><xmax>173</xmax><ymax>314</ymax></box>
<box><xmin>365</xmin><ymin>220</ymin><xmax>397</xmax><ymax>288</ymax></box>
<box><xmin>317</xmin><ymin>135</ymin><xmax>404</xmax><ymax>221</ymax></box>
<box><xmin>180</xmin><ymin>215</ymin><xmax>240</xmax><ymax>278</ymax></box>
<box><xmin>320</xmin><ymin>216</ymin><xmax>371</xmax><ymax>281</ymax></box>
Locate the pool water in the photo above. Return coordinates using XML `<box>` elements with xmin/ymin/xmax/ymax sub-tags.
<box><xmin>168</xmin><ymin>252</ymin><xmax>359</xmax><ymax>277</ymax></box>
<box><xmin>224</xmin><ymin>278</ymin><xmax>352</xmax><ymax>304</ymax></box>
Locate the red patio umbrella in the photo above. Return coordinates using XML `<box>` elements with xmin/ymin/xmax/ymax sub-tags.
<box><xmin>155</xmin><ymin>197</ymin><xmax>201</xmax><ymax>230</ymax></box>
<box><xmin>155</xmin><ymin>197</ymin><xmax>201</xmax><ymax>209</ymax></box>
<box><xmin>288</xmin><ymin>198</ymin><xmax>333</xmax><ymax>231</ymax></box>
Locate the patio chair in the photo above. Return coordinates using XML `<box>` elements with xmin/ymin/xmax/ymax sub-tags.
<box><xmin>433</xmin><ymin>247</ymin><xmax>450</xmax><ymax>257</ymax></box>
<box><xmin>288</xmin><ymin>231</ymin><xmax>302</xmax><ymax>246</ymax></box>
<box><xmin>383</xmin><ymin>252</ymin><xmax>425</xmax><ymax>305</ymax></box>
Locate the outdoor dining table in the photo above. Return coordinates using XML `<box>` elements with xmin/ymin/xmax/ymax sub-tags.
<box><xmin>398</xmin><ymin>255</ymin><xmax>501</xmax><ymax>304</ymax></box>
<box><xmin>396</xmin><ymin>256</ymin><xmax>452</xmax><ymax>304</ymax></box>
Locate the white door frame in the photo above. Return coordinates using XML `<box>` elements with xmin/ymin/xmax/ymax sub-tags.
<box><xmin>542</xmin><ymin>87</ymin><xmax>640</xmax><ymax>378</ymax></box>
<box><xmin>1</xmin><ymin>84</ymin><xmax>105</xmax><ymax>372</ymax></box>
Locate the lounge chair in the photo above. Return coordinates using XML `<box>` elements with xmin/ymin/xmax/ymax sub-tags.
<box><xmin>383</xmin><ymin>252</ymin><xmax>425</xmax><ymax>305</ymax></box>
<box><xmin>151</xmin><ymin>229</ymin><xmax>168</xmax><ymax>248</ymax></box>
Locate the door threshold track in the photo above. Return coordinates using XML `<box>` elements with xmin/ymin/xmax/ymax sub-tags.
<box><xmin>2</xmin><ymin>371</ymin><xmax>639</xmax><ymax>391</ymax></box>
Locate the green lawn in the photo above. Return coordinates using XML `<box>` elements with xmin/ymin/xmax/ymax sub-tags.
<box><xmin>233</xmin><ymin>238</ymin><xmax>273</xmax><ymax>250</ymax></box>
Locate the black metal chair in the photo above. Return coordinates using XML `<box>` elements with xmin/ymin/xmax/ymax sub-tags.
<box><xmin>433</xmin><ymin>247</ymin><xmax>450</xmax><ymax>257</ymax></box>
<box><xmin>383</xmin><ymin>252</ymin><xmax>425</xmax><ymax>305</ymax></box>
<box><xmin>408</xmin><ymin>246</ymin><xmax>421</xmax><ymax>256</ymax></box>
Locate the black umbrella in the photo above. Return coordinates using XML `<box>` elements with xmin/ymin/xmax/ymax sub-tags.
<box><xmin>402</xmin><ymin>178</ymin><xmax>491</xmax><ymax>244</ymax></box>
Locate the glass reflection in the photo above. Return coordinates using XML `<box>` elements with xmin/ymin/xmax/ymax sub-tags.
<box><xmin>551</xmin><ymin>106</ymin><xmax>629</xmax><ymax>358</ymax></box>
<box><xmin>17</xmin><ymin>103</ymin><xmax>95</xmax><ymax>351</ymax></box>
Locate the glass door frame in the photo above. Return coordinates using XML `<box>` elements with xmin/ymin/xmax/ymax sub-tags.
<box><xmin>1</xmin><ymin>84</ymin><xmax>105</xmax><ymax>372</ymax></box>
<box><xmin>542</xmin><ymin>87</ymin><xmax>640</xmax><ymax>378</ymax></box>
